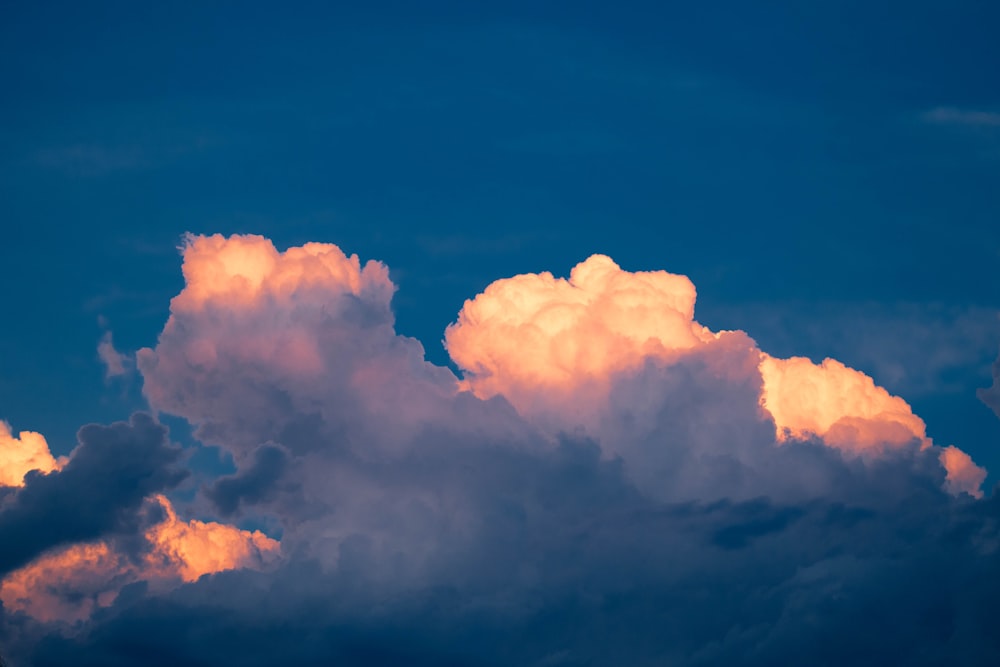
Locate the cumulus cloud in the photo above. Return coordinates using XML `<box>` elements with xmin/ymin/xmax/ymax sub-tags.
<box><xmin>446</xmin><ymin>253</ymin><xmax>985</xmax><ymax>498</ymax></box>
<box><xmin>4</xmin><ymin>235</ymin><xmax>997</xmax><ymax>666</ymax></box>
<box><xmin>0</xmin><ymin>413</ymin><xmax>186</xmax><ymax>576</ymax></box>
<box><xmin>759</xmin><ymin>354</ymin><xmax>929</xmax><ymax>450</ymax></box>
<box><xmin>0</xmin><ymin>494</ymin><xmax>280</xmax><ymax>623</ymax></box>
<box><xmin>445</xmin><ymin>254</ymin><xmax>715</xmax><ymax>421</ymax></box>
<box><xmin>0</xmin><ymin>421</ymin><xmax>64</xmax><ymax>487</ymax></box>
<box><xmin>138</xmin><ymin>233</ymin><xmax>458</xmax><ymax>458</ymax></box>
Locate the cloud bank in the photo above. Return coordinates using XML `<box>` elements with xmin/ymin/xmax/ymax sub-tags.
<box><xmin>2</xmin><ymin>235</ymin><xmax>997</xmax><ymax>666</ymax></box>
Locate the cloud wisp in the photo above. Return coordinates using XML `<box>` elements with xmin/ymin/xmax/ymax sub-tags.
<box><xmin>2</xmin><ymin>234</ymin><xmax>997</xmax><ymax>666</ymax></box>
<box><xmin>97</xmin><ymin>330</ymin><xmax>132</xmax><ymax>381</ymax></box>
<box><xmin>923</xmin><ymin>106</ymin><xmax>1000</xmax><ymax>128</ymax></box>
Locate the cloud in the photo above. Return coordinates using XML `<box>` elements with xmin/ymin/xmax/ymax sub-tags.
<box><xmin>446</xmin><ymin>253</ymin><xmax>984</xmax><ymax>498</ymax></box>
<box><xmin>0</xmin><ymin>421</ymin><xmax>64</xmax><ymax>487</ymax></box>
<box><xmin>4</xmin><ymin>235</ymin><xmax>998</xmax><ymax>665</ymax></box>
<box><xmin>759</xmin><ymin>354</ymin><xmax>928</xmax><ymax>450</ymax></box>
<box><xmin>445</xmin><ymin>253</ymin><xmax>713</xmax><ymax>417</ymax></box>
<box><xmin>0</xmin><ymin>494</ymin><xmax>280</xmax><ymax>623</ymax></box>
<box><xmin>922</xmin><ymin>107</ymin><xmax>1000</xmax><ymax>128</ymax></box>
<box><xmin>697</xmin><ymin>301</ymin><xmax>1000</xmax><ymax>397</ymax></box>
<box><xmin>97</xmin><ymin>331</ymin><xmax>131</xmax><ymax>380</ymax></box>
<box><xmin>0</xmin><ymin>413</ymin><xmax>187</xmax><ymax>576</ymax></box>
<box><xmin>14</xmin><ymin>480</ymin><xmax>1000</xmax><ymax>666</ymax></box>
<box><xmin>204</xmin><ymin>443</ymin><xmax>293</xmax><ymax>516</ymax></box>
<box><xmin>940</xmin><ymin>445</ymin><xmax>988</xmax><ymax>499</ymax></box>
<box><xmin>137</xmin><ymin>233</ymin><xmax>458</xmax><ymax>458</ymax></box>
<box><xmin>978</xmin><ymin>346</ymin><xmax>1000</xmax><ymax>419</ymax></box>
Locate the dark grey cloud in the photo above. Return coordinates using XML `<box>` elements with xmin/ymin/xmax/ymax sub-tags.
<box><xmin>6</xmin><ymin>364</ymin><xmax>991</xmax><ymax>665</ymax></box>
<box><xmin>0</xmin><ymin>413</ymin><xmax>185</xmax><ymax>577</ymax></box>
<box><xmin>2</xmin><ymin>428</ymin><xmax>997</xmax><ymax>666</ymax></box>
<box><xmin>11</xmin><ymin>468</ymin><xmax>1000</xmax><ymax>667</ymax></box>
<box><xmin>204</xmin><ymin>443</ymin><xmax>293</xmax><ymax>516</ymax></box>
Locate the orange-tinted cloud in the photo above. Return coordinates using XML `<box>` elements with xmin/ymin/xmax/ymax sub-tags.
<box><xmin>0</xmin><ymin>495</ymin><xmax>280</xmax><ymax>623</ymax></box>
<box><xmin>445</xmin><ymin>255</ymin><xmax>986</xmax><ymax>497</ymax></box>
<box><xmin>138</xmin><ymin>234</ymin><xmax>458</xmax><ymax>457</ymax></box>
<box><xmin>143</xmin><ymin>494</ymin><xmax>281</xmax><ymax>582</ymax></box>
<box><xmin>445</xmin><ymin>254</ymin><xmax>716</xmax><ymax>418</ymax></box>
<box><xmin>758</xmin><ymin>355</ymin><xmax>929</xmax><ymax>451</ymax></box>
<box><xmin>141</xmin><ymin>233</ymin><xmax>396</xmax><ymax>384</ymax></box>
<box><xmin>170</xmin><ymin>232</ymin><xmax>395</xmax><ymax>313</ymax></box>
<box><xmin>758</xmin><ymin>355</ymin><xmax>987</xmax><ymax>496</ymax></box>
<box><xmin>0</xmin><ymin>542</ymin><xmax>123</xmax><ymax>623</ymax></box>
<box><xmin>0</xmin><ymin>421</ymin><xmax>64</xmax><ymax>487</ymax></box>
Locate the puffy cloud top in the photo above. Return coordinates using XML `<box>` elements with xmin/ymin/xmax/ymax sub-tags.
<box><xmin>445</xmin><ymin>253</ymin><xmax>986</xmax><ymax>497</ymax></box>
<box><xmin>173</xmin><ymin>233</ymin><xmax>395</xmax><ymax>312</ymax></box>
<box><xmin>759</xmin><ymin>355</ymin><xmax>928</xmax><ymax>450</ymax></box>
<box><xmin>145</xmin><ymin>494</ymin><xmax>280</xmax><ymax>583</ymax></box>
<box><xmin>0</xmin><ymin>421</ymin><xmax>63</xmax><ymax>487</ymax></box>
<box><xmin>446</xmin><ymin>254</ymin><xmax>715</xmax><ymax>410</ymax></box>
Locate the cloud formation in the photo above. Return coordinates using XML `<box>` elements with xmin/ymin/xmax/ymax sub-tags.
<box><xmin>97</xmin><ymin>331</ymin><xmax>131</xmax><ymax>380</ymax></box>
<box><xmin>447</xmin><ymin>253</ymin><xmax>985</xmax><ymax>497</ymax></box>
<box><xmin>446</xmin><ymin>254</ymin><xmax>715</xmax><ymax>418</ymax></box>
<box><xmin>0</xmin><ymin>422</ymin><xmax>63</xmax><ymax>487</ymax></box>
<box><xmin>0</xmin><ymin>413</ymin><xmax>190</xmax><ymax>577</ymax></box>
<box><xmin>0</xmin><ymin>494</ymin><xmax>279</xmax><ymax>623</ymax></box>
<box><xmin>138</xmin><ymin>233</ymin><xmax>457</xmax><ymax>458</ymax></box>
<box><xmin>3</xmin><ymin>235</ymin><xmax>997</xmax><ymax>666</ymax></box>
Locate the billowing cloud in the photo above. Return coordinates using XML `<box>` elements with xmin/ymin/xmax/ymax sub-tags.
<box><xmin>0</xmin><ymin>495</ymin><xmax>279</xmax><ymax>623</ymax></box>
<box><xmin>3</xmin><ymin>235</ymin><xmax>997</xmax><ymax>666</ymax></box>
<box><xmin>758</xmin><ymin>355</ymin><xmax>928</xmax><ymax>450</ymax></box>
<box><xmin>138</xmin><ymin>233</ymin><xmax>458</xmax><ymax>458</ymax></box>
<box><xmin>143</xmin><ymin>494</ymin><xmax>280</xmax><ymax>582</ymax></box>
<box><xmin>0</xmin><ymin>421</ymin><xmax>64</xmax><ymax>487</ymax></box>
<box><xmin>446</xmin><ymin>253</ymin><xmax>985</xmax><ymax>497</ymax></box>
<box><xmin>445</xmin><ymin>254</ymin><xmax>716</xmax><ymax>421</ymax></box>
<box><xmin>759</xmin><ymin>355</ymin><xmax>986</xmax><ymax>497</ymax></box>
<box><xmin>0</xmin><ymin>413</ymin><xmax>186</xmax><ymax>576</ymax></box>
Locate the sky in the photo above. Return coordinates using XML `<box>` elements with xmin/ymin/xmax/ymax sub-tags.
<box><xmin>1</xmin><ymin>1</ymin><xmax>999</xmax><ymax>665</ymax></box>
